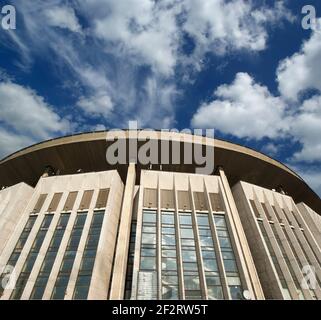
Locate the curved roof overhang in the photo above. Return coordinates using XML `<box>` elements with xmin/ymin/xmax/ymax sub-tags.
<box><xmin>0</xmin><ymin>130</ymin><xmax>320</xmax><ymax>214</ymax></box>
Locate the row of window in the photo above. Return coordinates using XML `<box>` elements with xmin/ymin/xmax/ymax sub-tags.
<box><xmin>2</xmin><ymin>209</ymin><xmax>105</xmax><ymax>300</ymax></box>
<box><xmin>11</xmin><ymin>215</ymin><xmax>54</xmax><ymax>299</ymax></box>
<box><xmin>0</xmin><ymin>216</ymin><xmax>37</xmax><ymax>297</ymax></box>
<box><xmin>137</xmin><ymin>209</ymin><xmax>244</xmax><ymax>300</ymax></box>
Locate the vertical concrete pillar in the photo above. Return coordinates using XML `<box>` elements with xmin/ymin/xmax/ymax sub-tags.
<box><xmin>218</xmin><ymin>167</ymin><xmax>265</xmax><ymax>300</ymax></box>
<box><xmin>110</xmin><ymin>163</ymin><xmax>136</xmax><ymax>299</ymax></box>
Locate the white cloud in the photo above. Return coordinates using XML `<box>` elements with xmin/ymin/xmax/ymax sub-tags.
<box><xmin>183</xmin><ymin>0</ymin><xmax>291</xmax><ymax>56</ymax></box>
<box><xmin>290</xmin><ymin>95</ymin><xmax>321</xmax><ymax>162</ymax></box>
<box><xmin>45</xmin><ymin>6</ymin><xmax>82</xmax><ymax>33</ymax></box>
<box><xmin>191</xmin><ymin>72</ymin><xmax>289</xmax><ymax>139</ymax></box>
<box><xmin>0</xmin><ymin>81</ymin><xmax>70</xmax><ymax>157</ymax></box>
<box><xmin>277</xmin><ymin>19</ymin><xmax>321</xmax><ymax>100</ymax></box>
<box><xmin>77</xmin><ymin>93</ymin><xmax>114</xmax><ymax>118</ymax></box>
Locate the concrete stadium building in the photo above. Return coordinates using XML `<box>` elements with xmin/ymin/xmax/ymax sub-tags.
<box><xmin>0</xmin><ymin>130</ymin><xmax>320</xmax><ymax>300</ymax></box>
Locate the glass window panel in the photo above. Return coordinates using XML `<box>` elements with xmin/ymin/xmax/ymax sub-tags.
<box><xmin>182</xmin><ymin>250</ymin><xmax>197</xmax><ymax>262</ymax></box>
<box><xmin>219</xmin><ymin>237</ymin><xmax>231</xmax><ymax>248</ymax></box>
<box><xmin>141</xmin><ymin>248</ymin><xmax>156</xmax><ymax>257</ymax></box>
<box><xmin>183</xmin><ymin>262</ymin><xmax>198</xmax><ymax>271</ymax></box>
<box><xmin>140</xmin><ymin>257</ymin><xmax>156</xmax><ymax>270</ymax></box>
<box><xmin>224</xmin><ymin>259</ymin><xmax>238</xmax><ymax>273</ymax></box>
<box><xmin>227</xmin><ymin>276</ymin><xmax>241</xmax><ymax>286</ymax></box>
<box><xmin>214</xmin><ymin>216</ymin><xmax>226</xmax><ymax>228</ymax></box>
<box><xmin>60</xmin><ymin>259</ymin><xmax>74</xmax><ymax>272</ymax></box>
<box><xmin>142</xmin><ymin>226</ymin><xmax>156</xmax><ymax>233</ymax></box>
<box><xmin>162</xmin><ymin>214</ymin><xmax>175</xmax><ymax>225</ymax></box>
<box><xmin>199</xmin><ymin>236</ymin><xmax>214</xmax><ymax>247</ymax></box>
<box><xmin>221</xmin><ymin>250</ymin><xmax>234</xmax><ymax>260</ymax></box>
<box><xmin>162</xmin><ymin>258</ymin><xmax>177</xmax><ymax>271</ymax></box>
<box><xmin>162</xmin><ymin>275</ymin><xmax>178</xmax><ymax>285</ymax></box>
<box><xmin>30</xmin><ymin>287</ymin><xmax>45</xmax><ymax>300</ymax></box>
<box><xmin>51</xmin><ymin>287</ymin><xmax>65</xmax><ymax>299</ymax></box>
<box><xmin>180</xmin><ymin>228</ymin><xmax>194</xmax><ymax>239</ymax></box>
<box><xmin>208</xmin><ymin>286</ymin><xmax>224</xmax><ymax>300</ymax></box>
<box><xmin>162</xmin><ymin>250</ymin><xmax>176</xmax><ymax>258</ymax></box>
<box><xmin>143</xmin><ymin>213</ymin><xmax>157</xmax><ymax>223</ymax></box>
<box><xmin>80</xmin><ymin>258</ymin><xmax>95</xmax><ymax>271</ymax></box>
<box><xmin>197</xmin><ymin>215</ymin><xmax>210</xmax><ymax>226</ymax></box>
<box><xmin>217</xmin><ymin>230</ymin><xmax>229</xmax><ymax>237</ymax></box>
<box><xmin>179</xmin><ymin>215</ymin><xmax>192</xmax><ymax>225</ymax></box>
<box><xmin>162</xmin><ymin>286</ymin><xmax>178</xmax><ymax>300</ymax></box>
<box><xmin>92</xmin><ymin>213</ymin><xmax>104</xmax><ymax>226</ymax></box>
<box><xmin>206</xmin><ymin>276</ymin><xmax>221</xmax><ymax>286</ymax></box>
<box><xmin>76</xmin><ymin>275</ymin><xmax>91</xmax><ymax>286</ymax></box>
<box><xmin>185</xmin><ymin>290</ymin><xmax>202</xmax><ymax>299</ymax></box>
<box><xmin>55</xmin><ymin>275</ymin><xmax>69</xmax><ymax>287</ymax></box>
<box><xmin>184</xmin><ymin>276</ymin><xmax>200</xmax><ymax>290</ymax></box>
<box><xmin>202</xmin><ymin>250</ymin><xmax>216</xmax><ymax>259</ymax></box>
<box><xmin>229</xmin><ymin>286</ymin><xmax>243</xmax><ymax>300</ymax></box>
<box><xmin>73</xmin><ymin>286</ymin><xmax>90</xmax><ymax>300</ymax></box>
<box><xmin>74</xmin><ymin>214</ymin><xmax>87</xmax><ymax>227</ymax></box>
<box><xmin>203</xmin><ymin>259</ymin><xmax>218</xmax><ymax>272</ymax></box>
<box><xmin>142</xmin><ymin>233</ymin><xmax>156</xmax><ymax>244</ymax></box>
<box><xmin>180</xmin><ymin>239</ymin><xmax>195</xmax><ymax>247</ymax></box>
<box><xmin>198</xmin><ymin>228</ymin><xmax>212</xmax><ymax>236</ymax></box>
<box><xmin>162</xmin><ymin>234</ymin><xmax>176</xmax><ymax>246</ymax></box>
<box><xmin>162</xmin><ymin>227</ymin><xmax>175</xmax><ymax>235</ymax></box>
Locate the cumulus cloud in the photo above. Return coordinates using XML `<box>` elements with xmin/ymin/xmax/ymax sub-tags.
<box><xmin>290</xmin><ymin>95</ymin><xmax>321</xmax><ymax>162</ymax></box>
<box><xmin>191</xmin><ymin>72</ymin><xmax>289</xmax><ymax>139</ymax></box>
<box><xmin>0</xmin><ymin>81</ymin><xmax>70</xmax><ymax>157</ymax></box>
<box><xmin>191</xmin><ymin>73</ymin><xmax>321</xmax><ymax>165</ymax></box>
<box><xmin>277</xmin><ymin>19</ymin><xmax>321</xmax><ymax>100</ymax></box>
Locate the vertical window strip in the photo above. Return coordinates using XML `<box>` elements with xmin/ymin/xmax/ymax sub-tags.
<box><xmin>197</xmin><ymin>213</ymin><xmax>223</xmax><ymax>300</ymax></box>
<box><xmin>137</xmin><ymin>210</ymin><xmax>158</xmax><ymax>300</ymax></box>
<box><xmin>73</xmin><ymin>211</ymin><xmax>105</xmax><ymax>300</ymax></box>
<box><xmin>124</xmin><ymin>221</ymin><xmax>137</xmax><ymax>300</ymax></box>
<box><xmin>51</xmin><ymin>212</ymin><xmax>87</xmax><ymax>300</ymax></box>
<box><xmin>270</xmin><ymin>223</ymin><xmax>304</xmax><ymax>299</ymax></box>
<box><xmin>285</xmin><ymin>225</ymin><xmax>321</xmax><ymax>292</ymax></box>
<box><xmin>214</xmin><ymin>214</ymin><xmax>244</xmax><ymax>300</ymax></box>
<box><xmin>257</xmin><ymin>220</ymin><xmax>292</xmax><ymax>299</ymax></box>
<box><xmin>161</xmin><ymin>210</ymin><xmax>179</xmax><ymax>300</ymax></box>
<box><xmin>179</xmin><ymin>212</ymin><xmax>202</xmax><ymax>300</ymax></box>
<box><xmin>0</xmin><ymin>216</ymin><xmax>37</xmax><ymax>296</ymax></box>
<box><xmin>10</xmin><ymin>215</ymin><xmax>54</xmax><ymax>300</ymax></box>
<box><xmin>30</xmin><ymin>214</ymin><xmax>70</xmax><ymax>300</ymax></box>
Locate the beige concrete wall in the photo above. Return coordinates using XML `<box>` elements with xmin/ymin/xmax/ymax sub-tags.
<box><xmin>0</xmin><ymin>170</ymin><xmax>123</xmax><ymax>300</ymax></box>
<box><xmin>232</xmin><ymin>181</ymin><xmax>321</xmax><ymax>300</ymax></box>
<box><xmin>0</xmin><ymin>183</ymin><xmax>34</xmax><ymax>256</ymax></box>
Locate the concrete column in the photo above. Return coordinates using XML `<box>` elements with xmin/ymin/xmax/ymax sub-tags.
<box><xmin>219</xmin><ymin>168</ymin><xmax>265</xmax><ymax>300</ymax></box>
<box><xmin>109</xmin><ymin>163</ymin><xmax>136</xmax><ymax>299</ymax></box>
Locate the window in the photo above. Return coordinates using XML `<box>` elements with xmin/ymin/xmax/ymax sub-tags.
<box><xmin>180</xmin><ymin>212</ymin><xmax>202</xmax><ymax>299</ymax></box>
<box><xmin>51</xmin><ymin>212</ymin><xmax>87</xmax><ymax>300</ymax></box>
<box><xmin>73</xmin><ymin>211</ymin><xmax>104</xmax><ymax>300</ymax></box>
<box><xmin>138</xmin><ymin>210</ymin><xmax>158</xmax><ymax>299</ymax></box>
<box><xmin>214</xmin><ymin>214</ymin><xmax>244</xmax><ymax>300</ymax></box>
<box><xmin>161</xmin><ymin>210</ymin><xmax>179</xmax><ymax>300</ymax></box>
<box><xmin>10</xmin><ymin>215</ymin><xmax>54</xmax><ymax>300</ymax></box>
<box><xmin>0</xmin><ymin>215</ymin><xmax>37</xmax><ymax>296</ymax></box>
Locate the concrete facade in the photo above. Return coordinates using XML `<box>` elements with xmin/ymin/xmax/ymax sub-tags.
<box><xmin>0</xmin><ymin>131</ymin><xmax>320</xmax><ymax>300</ymax></box>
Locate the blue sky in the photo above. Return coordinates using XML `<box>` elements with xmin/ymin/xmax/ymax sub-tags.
<box><xmin>0</xmin><ymin>0</ymin><xmax>321</xmax><ymax>197</ymax></box>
